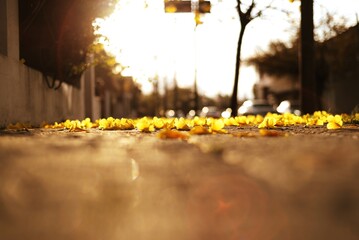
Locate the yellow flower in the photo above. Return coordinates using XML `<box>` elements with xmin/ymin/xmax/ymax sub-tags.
<box><xmin>209</xmin><ymin>119</ymin><xmax>228</xmax><ymax>133</ymax></box>
<box><xmin>246</xmin><ymin>115</ymin><xmax>256</xmax><ymax>125</ymax></box>
<box><xmin>255</xmin><ymin>115</ymin><xmax>264</xmax><ymax>125</ymax></box>
<box><xmin>190</xmin><ymin>126</ymin><xmax>211</xmax><ymax>135</ymax></box>
<box><xmin>81</xmin><ymin>118</ymin><xmax>93</xmax><ymax>129</ymax></box>
<box><xmin>316</xmin><ymin>118</ymin><xmax>325</xmax><ymax>126</ymax></box>
<box><xmin>98</xmin><ymin>118</ymin><xmax>109</xmax><ymax>130</ymax></box>
<box><xmin>27</xmin><ymin>110</ymin><xmax>359</xmax><ymax>135</ymax></box>
<box><xmin>258</xmin><ymin>116</ymin><xmax>277</xmax><ymax>129</ymax></box>
<box><xmin>135</xmin><ymin>117</ymin><xmax>155</xmax><ymax>132</ymax></box>
<box><xmin>205</xmin><ymin>117</ymin><xmax>214</xmax><ymax>126</ymax></box>
<box><xmin>153</xmin><ymin>117</ymin><xmax>165</xmax><ymax>129</ymax></box>
<box><xmin>327</xmin><ymin>115</ymin><xmax>343</xmax><ymax>129</ymax></box>
<box><xmin>235</xmin><ymin>116</ymin><xmax>247</xmax><ymax>125</ymax></box>
<box><xmin>157</xmin><ymin>129</ymin><xmax>188</xmax><ymax>140</ymax></box>
<box><xmin>119</xmin><ymin>118</ymin><xmax>135</xmax><ymax>130</ymax></box>
<box><xmin>52</xmin><ymin>121</ymin><xmax>65</xmax><ymax>129</ymax></box>
<box><xmin>174</xmin><ymin>117</ymin><xmax>190</xmax><ymax>130</ymax></box>
<box><xmin>192</xmin><ymin>116</ymin><xmax>206</xmax><ymax>126</ymax></box>
<box><xmin>224</xmin><ymin>117</ymin><xmax>239</xmax><ymax>126</ymax></box>
<box><xmin>67</xmin><ymin>120</ymin><xmax>84</xmax><ymax>131</ymax></box>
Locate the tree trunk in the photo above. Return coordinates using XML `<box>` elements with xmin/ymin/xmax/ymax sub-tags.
<box><xmin>230</xmin><ymin>26</ymin><xmax>246</xmax><ymax>116</ymax></box>
<box><xmin>300</xmin><ymin>0</ymin><xmax>318</xmax><ymax>114</ymax></box>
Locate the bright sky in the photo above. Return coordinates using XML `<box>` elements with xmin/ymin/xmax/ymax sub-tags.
<box><xmin>94</xmin><ymin>0</ymin><xmax>359</xmax><ymax>100</ymax></box>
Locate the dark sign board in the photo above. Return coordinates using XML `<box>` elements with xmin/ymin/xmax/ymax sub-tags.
<box><xmin>164</xmin><ymin>1</ymin><xmax>192</xmax><ymax>13</ymax></box>
<box><xmin>199</xmin><ymin>1</ymin><xmax>211</xmax><ymax>13</ymax></box>
<box><xmin>164</xmin><ymin>1</ymin><xmax>211</xmax><ymax>13</ymax></box>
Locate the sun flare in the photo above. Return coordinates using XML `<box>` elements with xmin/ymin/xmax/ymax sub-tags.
<box><xmin>93</xmin><ymin>0</ymin><xmax>258</xmax><ymax>98</ymax></box>
<box><xmin>93</xmin><ymin>1</ymin><xmax>195</xmax><ymax>94</ymax></box>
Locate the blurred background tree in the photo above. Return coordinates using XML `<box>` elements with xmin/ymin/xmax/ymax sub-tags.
<box><xmin>19</xmin><ymin>0</ymin><xmax>118</xmax><ymax>88</ymax></box>
<box><xmin>246</xmin><ymin>6</ymin><xmax>356</xmax><ymax>112</ymax></box>
<box><xmin>230</xmin><ymin>0</ymin><xmax>273</xmax><ymax>116</ymax></box>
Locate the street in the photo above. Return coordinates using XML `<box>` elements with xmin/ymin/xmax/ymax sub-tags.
<box><xmin>1</xmin><ymin>126</ymin><xmax>359</xmax><ymax>240</ymax></box>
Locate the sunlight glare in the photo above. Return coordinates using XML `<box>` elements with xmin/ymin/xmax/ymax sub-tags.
<box><xmin>92</xmin><ymin>0</ymin><xmax>262</xmax><ymax>98</ymax></box>
<box><xmin>92</xmin><ymin>0</ymin><xmax>359</xmax><ymax>99</ymax></box>
<box><xmin>94</xmin><ymin>1</ymin><xmax>178</xmax><ymax>94</ymax></box>
<box><xmin>93</xmin><ymin>0</ymin><xmax>241</xmax><ymax>96</ymax></box>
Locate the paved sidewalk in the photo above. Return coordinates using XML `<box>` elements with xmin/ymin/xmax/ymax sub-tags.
<box><xmin>1</xmin><ymin>126</ymin><xmax>359</xmax><ymax>240</ymax></box>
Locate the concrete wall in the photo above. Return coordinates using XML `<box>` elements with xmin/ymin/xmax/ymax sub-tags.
<box><xmin>0</xmin><ymin>0</ymin><xmax>85</xmax><ymax>127</ymax></box>
<box><xmin>321</xmin><ymin>25</ymin><xmax>359</xmax><ymax>114</ymax></box>
<box><xmin>322</xmin><ymin>70</ymin><xmax>359</xmax><ymax>114</ymax></box>
<box><xmin>0</xmin><ymin>56</ymin><xmax>85</xmax><ymax>127</ymax></box>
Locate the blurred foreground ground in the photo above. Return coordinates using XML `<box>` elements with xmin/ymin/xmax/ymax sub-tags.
<box><xmin>1</xmin><ymin>126</ymin><xmax>359</xmax><ymax>240</ymax></box>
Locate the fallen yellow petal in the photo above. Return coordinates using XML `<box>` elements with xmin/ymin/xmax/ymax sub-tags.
<box><xmin>327</xmin><ymin>122</ymin><xmax>341</xmax><ymax>130</ymax></box>
<box><xmin>190</xmin><ymin>126</ymin><xmax>211</xmax><ymax>135</ymax></box>
<box><xmin>157</xmin><ymin>129</ymin><xmax>188</xmax><ymax>140</ymax></box>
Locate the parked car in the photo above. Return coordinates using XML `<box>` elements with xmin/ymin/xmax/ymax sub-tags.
<box><xmin>200</xmin><ymin>106</ymin><xmax>221</xmax><ymax>118</ymax></box>
<box><xmin>186</xmin><ymin>109</ymin><xmax>202</xmax><ymax>119</ymax></box>
<box><xmin>238</xmin><ymin>99</ymin><xmax>276</xmax><ymax>116</ymax></box>
<box><xmin>221</xmin><ymin>108</ymin><xmax>232</xmax><ymax>119</ymax></box>
<box><xmin>164</xmin><ymin>109</ymin><xmax>185</xmax><ymax>118</ymax></box>
<box><xmin>276</xmin><ymin>100</ymin><xmax>301</xmax><ymax>115</ymax></box>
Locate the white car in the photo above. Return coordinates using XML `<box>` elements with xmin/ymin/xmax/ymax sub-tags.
<box><xmin>238</xmin><ymin>99</ymin><xmax>276</xmax><ymax>116</ymax></box>
<box><xmin>276</xmin><ymin>100</ymin><xmax>301</xmax><ymax>115</ymax></box>
<box><xmin>200</xmin><ymin>106</ymin><xmax>221</xmax><ymax>118</ymax></box>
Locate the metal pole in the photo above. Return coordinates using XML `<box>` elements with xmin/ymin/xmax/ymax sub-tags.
<box><xmin>192</xmin><ymin>0</ymin><xmax>200</xmax><ymax>112</ymax></box>
<box><xmin>193</xmin><ymin>24</ymin><xmax>199</xmax><ymax>112</ymax></box>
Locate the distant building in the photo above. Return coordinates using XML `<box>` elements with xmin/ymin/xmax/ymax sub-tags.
<box><xmin>96</xmin><ymin>74</ymin><xmax>140</xmax><ymax>118</ymax></box>
<box><xmin>320</xmin><ymin>24</ymin><xmax>359</xmax><ymax>113</ymax></box>
<box><xmin>250</xmin><ymin>24</ymin><xmax>359</xmax><ymax>113</ymax></box>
